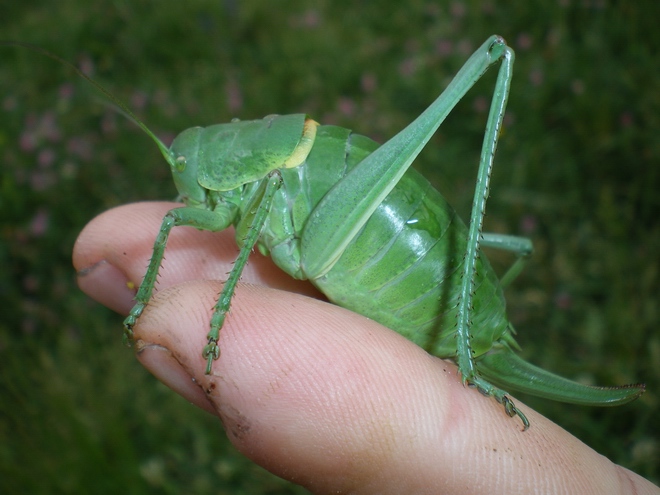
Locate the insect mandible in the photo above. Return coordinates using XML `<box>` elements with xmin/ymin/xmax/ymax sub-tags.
<box><xmin>6</xmin><ymin>36</ymin><xmax>645</xmax><ymax>430</ymax></box>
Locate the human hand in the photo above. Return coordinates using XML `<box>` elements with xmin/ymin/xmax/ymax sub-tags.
<box><xmin>73</xmin><ymin>201</ymin><xmax>658</xmax><ymax>495</ymax></box>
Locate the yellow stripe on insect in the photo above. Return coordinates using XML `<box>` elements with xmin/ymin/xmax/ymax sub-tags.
<box><xmin>283</xmin><ymin>118</ymin><xmax>319</xmax><ymax>168</ymax></box>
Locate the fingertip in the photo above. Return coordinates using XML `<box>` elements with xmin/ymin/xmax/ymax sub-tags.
<box><xmin>76</xmin><ymin>259</ymin><xmax>136</xmax><ymax>314</ymax></box>
<box><xmin>136</xmin><ymin>339</ymin><xmax>217</xmax><ymax>415</ymax></box>
<box><xmin>72</xmin><ymin>202</ymin><xmax>179</xmax><ymax>313</ymax></box>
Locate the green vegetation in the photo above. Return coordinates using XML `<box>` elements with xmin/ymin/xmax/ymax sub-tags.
<box><xmin>1</xmin><ymin>1</ymin><xmax>658</xmax><ymax>492</ymax></box>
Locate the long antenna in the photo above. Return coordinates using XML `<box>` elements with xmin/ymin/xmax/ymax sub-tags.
<box><xmin>1</xmin><ymin>41</ymin><xmax>173</xmax><ymax>160</ymax></box>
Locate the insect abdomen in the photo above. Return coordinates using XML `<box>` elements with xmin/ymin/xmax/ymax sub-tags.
<box><xmin>262</xmin><ymin>123</ymin><xmax>512</xmax><ymax>359</ymax></box>
<box><xmin>309</xmin><ymin>134</ymin><xmax>512</xmax><ymax>359</ymax></box>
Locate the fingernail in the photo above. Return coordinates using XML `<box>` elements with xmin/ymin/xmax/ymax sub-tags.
<box><xmin>77</xmin><ymin>260</ymin><xmax>136</xmax><ymax>314</ymax></box>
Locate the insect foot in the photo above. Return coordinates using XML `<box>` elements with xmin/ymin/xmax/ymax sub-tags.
<box><xmin>499</xmin><ymin>395</ymin><xmax>529</xmax><ymax>431</ymax></box>
<box><xmin>203</xmin><ymin>341</ymin><xmax>220</xmax><ymax>375</ymax></box>
<box><xmin>468</xmin><ymin>375</ymin><xmax>530</xmax><ymax>430</ymax></box>
<box><xmin>123</xmin><ymin>302</ymin><xmax>146</xmax><ymax>346</ymax></box>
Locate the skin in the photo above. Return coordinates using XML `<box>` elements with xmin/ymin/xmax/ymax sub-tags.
<box><xmin>73</xmin><ymin>201</ymin><xmax>658</xmax><ymax>495</ymax></box>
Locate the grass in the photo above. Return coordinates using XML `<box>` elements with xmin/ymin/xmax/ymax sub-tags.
<box><xmin>1</xmin><ymin>0</ymin><xmax>658</xmax><ymax>491</ymax></box>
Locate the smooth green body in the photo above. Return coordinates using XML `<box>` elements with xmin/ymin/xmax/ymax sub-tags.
<box><xmin>8</xmin><ymin>36</ymin><xmax>644</xmax><ymax>429</ymax></box>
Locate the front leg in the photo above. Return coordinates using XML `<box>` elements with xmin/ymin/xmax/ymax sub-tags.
<box><xmin>123</xmin><ymin>206</ymin><xmax>234</xmax><ymax>343</ymax></box>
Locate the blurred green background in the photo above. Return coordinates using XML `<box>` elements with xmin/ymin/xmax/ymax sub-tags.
<box><xmin>1</xmin><ymin>1</ymin><xmax>658</xmax><ymax>492</ymax></box>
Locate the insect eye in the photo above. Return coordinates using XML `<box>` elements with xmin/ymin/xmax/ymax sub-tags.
<box><xmin>175</xmin><ymin>155</ymin><xmax>187</xmax><ymax>172</ymax></box>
